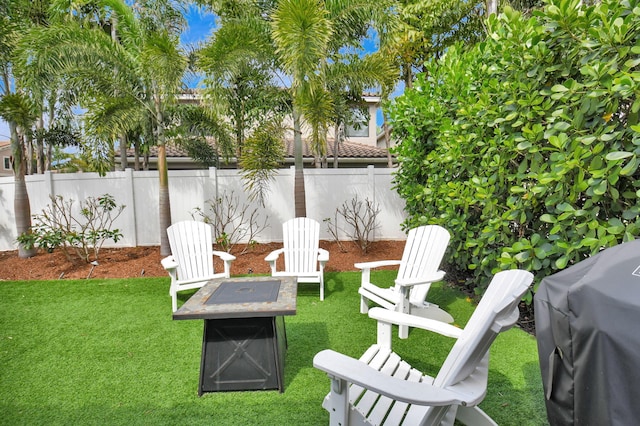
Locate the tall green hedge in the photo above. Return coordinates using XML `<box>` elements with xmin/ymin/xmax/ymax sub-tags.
<box><xmin>389</xmin><ymin>0</ymin><xmax>640</xmax><ymax>298</ymax></box>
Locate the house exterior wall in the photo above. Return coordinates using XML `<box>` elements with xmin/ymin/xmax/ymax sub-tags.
<box><xmin>0</xmin><ymin>166</ymin><xmax>407</xmax><ymax>251</ymax></box>
<box><xmin>0</xmin><ymin>142</ymin><xmax>12</xmax><ymax>177</ymax></box>
<box><xmin>342</xmin><ymin>98</ymin><xmax>380</xmax><ymax>147</ymax></box>
<box><xmin>282</xmin><ymin>97</ymin><xmax>380</xmax><ymax>148</ymax></box>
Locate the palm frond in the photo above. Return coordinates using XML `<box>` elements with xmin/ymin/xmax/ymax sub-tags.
<box><xmin>16</xmin><ymin>22</ymin><xmax>144</xmax><ymax>102</ymax></box>
<box><xmin>271</xmin><ymin>0</ymin><xmax>333</xmax><ymax>86</ymax></box>
<box><xmin>0</xmin><ymin>92</ymin><xmax>37</xmax><ymax>127</ymax></box>
<box><xmin>298</xmin><ymin>79</ymin><xmax>332</xmax><ymax>157</ymax></box>
<box><xmin>83</xmin><ymin>94</ymin><xmax>146</xmax><ymax>138</ymax></box>
<box><xmin>240</xmin><ymin>121</ymin><xmax>286</xmax><ymax>206</ymax></box>
<box><xmin>140</xmin><ymin>30</ymin><xmax>187</xmax><ymax>95</ymax></box>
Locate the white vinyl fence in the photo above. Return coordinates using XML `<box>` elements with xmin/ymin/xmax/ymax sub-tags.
<box><xmin>0</xmin><ymin>166</ymin><xmax>407</xmax><ymax>252</ymax></box>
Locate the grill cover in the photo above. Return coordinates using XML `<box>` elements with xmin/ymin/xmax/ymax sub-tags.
<box><xmin>535</xmin><ymin>239</ymin><xmax>640</xmax><ymax>425</ymax></box>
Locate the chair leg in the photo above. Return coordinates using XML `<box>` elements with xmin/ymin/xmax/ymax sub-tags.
<box><xmin>360</xmin><ymin>295</ymin><xmax>370</xmax><ymax>314</ymax></box>
<box><xmin>326</xmin><ymin>377</ymin><xmax>349</xmax><ymax>426</ymax></box>
<box><xmin>398</xmin><ymin>287</ymin><xmax>411</xmax><ymax>339</ymax></box>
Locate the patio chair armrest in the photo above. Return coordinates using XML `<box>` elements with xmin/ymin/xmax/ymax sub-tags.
<box><xmin>395</xmin><ymin>270</ymin><xmax>446</xmax><ymax>287</ymax></box>
<box><xmin>161</xmin><ymin>255</ymin><xmax>178</xmax><ymax>271</ymax></box>
<box><xmin>213</xmin><ymin>250</ymin><xmax>235</xmax><ymax>277</ymax></box>
<box><xmin>369</xmin><ymin>307</ymin><xmax>462</xmax><ymax>339</ymax></box>
<box><xmin>354</xmin><ymin>260</ymin><xmax>401</xmax><ymax>270</ymax></box>
<box><xmin>318</xmin><ymin>248</ymin><xmax>329</xmax><ymax>263</ymax></box>
<box><xmin>265</xmin><ymin>248</ymin><xmax>285</xmax><ymax>263</ymax></box>
<box><xmin>213</xmin><ymin>251</ymin><xmax>236</xmax><ymax>262</ymax></box>
<box><xmin>313</xmin><ymin>349</ymin><xmax>463</xmax><ymax>406</ymax></box>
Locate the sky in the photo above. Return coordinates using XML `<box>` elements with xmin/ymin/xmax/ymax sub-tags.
<box><xmin>0</xmin><ymin>4</ymin><xmax>389</xmax><ymax>142</ymax></box>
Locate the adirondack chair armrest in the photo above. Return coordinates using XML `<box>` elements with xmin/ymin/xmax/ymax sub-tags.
<box><xmin>213</xmin><ymin>250</ymin><xmax>235</xmax><ymax>277</ymax></box>
<box><xmin>212</xmin><ymin>251</ymin><xmax>236</xmax><ymax>262</ymax></box>
<box><xmin>318</xmin><ymin>248</ymin><xmax>329</xmax><ymax>263</ymax></box>
<box><xmin>394</xmin><ymin>270</ymin><xmax>446</xmax><ymax>287</ymax></box>
<box><xmin>354</xmin><ymin>260</ymin><xmax>402</xmax><ymax>270</ymax></box>
<box><xmin>313</xmin><ymin>349</ymin><xmax>464</xmax><ymax>406</ymax></box>
<box><xmin>369</xmin><ymin>307</ymin><xmax>463</xmax><ymax>339</ymax></box>
<box><xmin>161</xmin><ymin>255</ymin><xmax>178</xmax><ymax>271</ymax></box>
<box><xmin>265</xmin><ymin>248</ymin><xmax>285</xmax><ymax>263</ymax></box>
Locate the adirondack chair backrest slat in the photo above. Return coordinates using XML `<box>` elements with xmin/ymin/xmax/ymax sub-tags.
<box><xmin>434</xmin><ymin>269</ymin><xmax>533</xmax><ymax>388</ymax></box>
<box><xmin>167</xmin><ymin>221</ymin><xmax>215</xmax><ymax>280</ymax></box>
<box><xmin>283</xmin><ymin>218</ymin><xmax>320</xmax><ymax>274</ymax></box>
<box><xmin>397</xmin><ymin>225</ymin><xmax>451</xmax><ymax>304</ymax></box>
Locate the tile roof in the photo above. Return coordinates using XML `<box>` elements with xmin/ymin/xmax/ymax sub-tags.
<box><xmin>129</xmin><ymin>138</ymin><xmax>390</xmax><ymax>159</ymax></box>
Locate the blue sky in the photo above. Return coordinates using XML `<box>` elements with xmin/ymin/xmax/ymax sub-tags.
<box><xmin>181</xmin><ymin>5</ymin><xmax>216</xmax><ymax>47</ymax></box>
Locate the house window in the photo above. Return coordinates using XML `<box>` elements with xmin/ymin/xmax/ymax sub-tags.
<box><xmin>345</xmin><ymin>108</ymin><xmax>369</xmax><ymax>138</ymax></box>
<box><xmin>3</xmin><ymin>157</ymin><xmax>10</xmax><ymax>170</ymax></box>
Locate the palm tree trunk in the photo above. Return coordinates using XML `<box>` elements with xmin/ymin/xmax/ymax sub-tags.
<box><xmin>36</xmin><ymin>114</ymin><xmax>44</xmax><ymax>173</ymax></box>
<box><xmin>383</xmin><ymin>116</ymin><xmax>393</xmax><ymax>168</ymax></box>
<box><xmin>25</xmin><ymin>132</ymin><xmax>33</xmax><ymax>175</ymax></box>
<box><xmin>46</xmin><ymin>96</ymin><xmax>55</xmax><ymax>171</ymax></box>
<box><xmin>403</xmin><ymin>64</ymin><xmax>413</xmax><ymax>89</ymax></box>
<box><xmin>134</xmin><ymin>139</ymin><xmax>140</xmax><ymax>171</ymax></box>
<box><xmin>158</xmin><ymin>143</ymin><xmax>171</xmax><ymax>255</ymax></box>
<box><xmin>293</xmin><ymin>109</ymin><xmax>306</xmax><ymax>217</ymax></box>
<box><xmin>486</xmin><ymin>0</ymin><xmax>497</xmax><ymax>15</ymax></box>
<box><xmin>333</xmin><ymin>122</ymin><xmax>342</xmax><ymax>168</ymax></box>
<box><xmin>156</xmin><ymin>98</ymin><xmax>172</xmax><ymax>256</ymax></box>
<box><xmin>10</xmin><ymin>121</ymin><xmax>36</xmax><ymax>258</ymax></box>
<box><xmin>46</xmin><ymin>143</ymin><xmax>52</xmax><ymax>171</ymax></box>
<box><xmin>119</xmin><ymin>133</ymin><xmax>128</xmax><ymax>170</ymax></box>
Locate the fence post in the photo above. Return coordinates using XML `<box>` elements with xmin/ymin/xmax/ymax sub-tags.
<box><xmin>44</xmin><ymin>170</ymin><xmax>54</xmax><ymax>199</ymax></box>
<box><xmin>124</xmin><ymin>168</ymin><xmax>138</xmax><ymax>247</ymax></box>
<box><xmin>367</xmin><ymin>165</ymin><xmax>377</xmax><ymax>241</ymax></box>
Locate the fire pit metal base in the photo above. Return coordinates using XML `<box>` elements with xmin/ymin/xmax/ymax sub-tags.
<box><xmin>173</xmin><ymin>276</ymin><xmax>297</xmax><ymax>395</ymax></box>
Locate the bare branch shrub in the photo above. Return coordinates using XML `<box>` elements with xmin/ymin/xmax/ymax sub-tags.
<box><xmin>191</xmin><ymin>190</ymin><xmax>268</xmax><ymax>254</ymax></box>
<box><xmin>323</xmin><ymin>215</ymin><xmax>348</xmax><ymax>252</ymax></box>
<box><xmin>327</xmin><ymin>195</ymin><xmax>381</xmax><ymax>253</ymax></box>
<box><xmin>18</xmin><ymin>194</ymin><xmax>125</xmax><ymax>263</ymax></box>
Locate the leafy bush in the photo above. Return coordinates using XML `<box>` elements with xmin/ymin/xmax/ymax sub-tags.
<box><xmin>18</xmin><ymin>194</ymin><xmax>124</xmax><ymax>263</ymax></box>
<box><xmin>389</xmin><ymin>0</ymin><xmax>640</xmax><ymax>297</ymax></box>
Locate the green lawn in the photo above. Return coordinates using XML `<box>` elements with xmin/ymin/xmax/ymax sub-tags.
<box><xmin>0</xmin><ymin>271</ymin><xmax>547</xmax><ymax>425</ymax></box>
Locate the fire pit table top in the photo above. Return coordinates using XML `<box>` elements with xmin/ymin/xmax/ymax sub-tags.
<box><xmin>172</xmin><ymin>276</ymin><xmax>297</xmax><ymax>320</ymax></box>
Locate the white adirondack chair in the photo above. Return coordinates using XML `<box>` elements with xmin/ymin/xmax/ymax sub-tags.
<box><xmin>265</xmin><ymin>217</ymin><xmax>329</xmax><ymax>300</ymax></box>
<box><xmin>356</xmin><ymin>225</ymin><xmax>453</xmax><ymax>338</ymax></box>
<box><xmin>161</xmin><ymin>221</ymin><xmax>236</xmax><ymax>312</ymax></box>
<box><xmin>313</xmin><ymin>269</ymin><xmax>534</xmax><ymax>426</ymax></box>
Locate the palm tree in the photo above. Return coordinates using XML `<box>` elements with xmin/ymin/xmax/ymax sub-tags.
<box><xmin>17</xmin><ymin>0</ymin><xmax>187</xmax><ymax>255</ymax></box>
<box><xmin>0</xmin><ymin>0</ymin><xmax>52</xmax><ymax>258</ymax></box>
<box><xmin>0</xmin><ymin>93</ymin><xmax>37</xmax><ymax>258</ymax></box>
<box><xmin>196</xmin><ymin>0</ymin><xmax>291</xmax><ymax>205</ymax></box>
<box><xmin>197</xmin><ymin>0</ymin><xmax>391</xmax><ymax>215</ymax></box>
<box><xmin>271</xmin><ymin>0</ymin><xmax>331</xmax><ymax>216</ymax></box>
<box><xmin>272</xmin><ymin>0</ymin><xmax>392</xmax><ymax>215</ymax></box>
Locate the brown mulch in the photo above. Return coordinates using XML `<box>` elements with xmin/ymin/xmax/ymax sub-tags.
<box><xmin>0</xmin><ymin>240</ymin><xmax>406</xmax><ymax>281</ymax></box>
<box><xmin>0</xmin><ymin>239</ymin><xmax>535</xmax><ymax>333</ymax></box>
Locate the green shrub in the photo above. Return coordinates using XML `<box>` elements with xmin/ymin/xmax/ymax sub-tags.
<box><xmin>389</xmin><ymin>0</ymin><xmax>640</xmax><ymax>298</ymax></box>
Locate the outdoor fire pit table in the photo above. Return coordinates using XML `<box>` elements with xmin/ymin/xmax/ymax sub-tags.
<box><xmin>173</xmin><ymin>276</ymin><xmax>297</xmax><ymax>395</ymax></box>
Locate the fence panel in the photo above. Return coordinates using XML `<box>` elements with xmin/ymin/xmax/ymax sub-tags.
<box><xmin>0</xmin><ymin>166</ymin><xmax>407</xmax><ymax>251</ymax></box>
